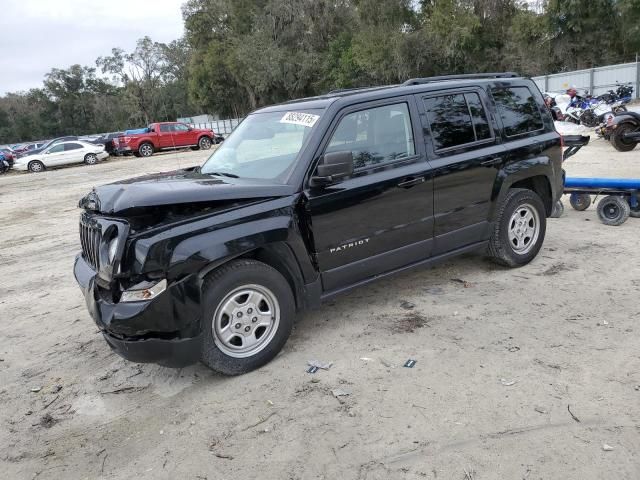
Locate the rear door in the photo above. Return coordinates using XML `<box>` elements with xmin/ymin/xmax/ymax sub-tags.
<box><xmin>305</xmin><ymin>98</ymin><xmax>435</xmax><ymax>293</ymax></box>
<box><xmin>157</xmin><ymin>124</ymin><xmax>175</xmax><ymax>148</ymax></box>
<box><xmin>63</xmin><ymin>142</ymin><xmax>86</xmax><ymax>164</ymax></box>
<box><xmin>418</xmin><ymin>88</ymin><xmax>506</xmax><ymax>254</ymax></box>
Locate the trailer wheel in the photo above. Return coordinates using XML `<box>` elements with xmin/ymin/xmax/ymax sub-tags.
<box><xmin>597</xmin><ymin>196</ymin><xmax>630</xmax><ymax>226</ymax></box>
<box><xmin>550</xmin><ymin>200</ymin><xmax>564</xmax><ymax>218</ymax></box>
<box><xmin>569</xmin><ymin>193</ymin><xmax>591</xmax><ymax>211</ymax></box>
<box><xmin>611</xmin><ymin>124</ymin><xmax>638</xmax><ymax>152</ymax></box>
<box><xmin>628</xmin><ymin>198</ymin><xmax>640</xmax><ymax>218</ymax></box>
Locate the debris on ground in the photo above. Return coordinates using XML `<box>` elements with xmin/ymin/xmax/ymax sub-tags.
<box><xmin>37</xmin><ymin>413</ymin><xmax>58</xmax><ymax>429</ymax></box>
<box><xmin>463</xmin><ymin>467</ymin><xmax>476</xmax><ymax>479</ymax></box>
<box><xmin>392</xmin><ymin>313</ymin><xmax>429</xmax><ymax>333</ymax></box>
<box><xmin>307</xmin><ymin>360</ymin><xmax>333</xmax><ymax>370</ymax></box>
<box><xmin>534</xmin><ymin>407</ymin><xmax>548</xmax><ymax>414</ymax></box>
<box><xmin>424</xmin><ymin>286</ymin><xmax>444</xmax><ymax>295</ymax></box>
<box><xmin>602</xmin><ymin>444</ymin><xmax>614</xmax><ymax>451</ymax></box>
<box><xmin>508</xmin><ymin>346</ymin><xmax>520</xmax><ymax>352</ymax></box>
<box><xmin>567</xmin><ymin>404</ymin><xmax>581</xmax><ymax>423</ymax></box>
<box><xmin>331</xmin><ymin>388</ymin><xmax>350</xmax><ymax>398</ymax></box>
<box><xmin>30</xmin><ymin>386</ymin><xmax>42</xmax><ymax>393</ymax></box>
<box><xmin>100</xmin><ymin>385</ymin><xmax>149</xmax><ymax>395</ymax></box>
<box><xmin>500</xmin><ymin>378</ymin><xmax>517</xmax><ymax>386</ymax></box>
<box><xmin>451</xmin><ymin>278</ymin><xmax>473</xmax><ymax>288</ymax></box>
<box><xmin>359</xmin><ymin>357</ymin><xmax>374</xmax><ymax>362</ymax></box>
<box><xmin>400</xmin><ymin>300</ymin><xmax>415</xmax><ymax>310</ymax></box>
<box><xmin>403</xmin><ymin>359</ymin><xmax>417</xmax><ymax>368</ymax></box>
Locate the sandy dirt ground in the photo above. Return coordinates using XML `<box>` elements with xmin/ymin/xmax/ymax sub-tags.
<box><xmin>0</xmin><ymin>137</ymin><xmax>639</xmax><ymax>480</ymax></box>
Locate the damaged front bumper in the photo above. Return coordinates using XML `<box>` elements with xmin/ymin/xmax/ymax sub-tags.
<box><xmin>73</xmin><ymin>254</ymin><xmax>203</xmax><ymax>368</ymax></box>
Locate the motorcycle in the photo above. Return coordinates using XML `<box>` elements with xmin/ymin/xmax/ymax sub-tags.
<box><xmin>597</xmin><ymin>83</ymin><xmax>634</xmax><ymax>113</ymax></box>
<box><xmin>607</xmin><ymin>111</ymin><xmax>640</xmax><ymax>152</ymax></box>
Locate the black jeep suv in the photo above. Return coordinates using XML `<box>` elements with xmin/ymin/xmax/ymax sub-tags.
<box><xmin>74</xmin><ymin>73</ymin><xmax>563</xmax><ymax>375</ymax></box>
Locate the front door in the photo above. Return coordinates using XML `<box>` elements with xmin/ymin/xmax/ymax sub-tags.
<box><xmin>43</xmin><ymin>144</ymin><xmax>66</xmax><ymax>166</ymax></box>
<box><xmin>305</xmin><ymin>99</ymin><xmax>434</xmax><ymax>293</ymax></box>
<box><xmin>418</xmin><ymin>89</ymin><xmax>506</xmax><ymax>254</ymax></box>
<box><xmin>173</xmin><ymin>123</ymin><xmax>198</xmax><ymax>146</ymax></box>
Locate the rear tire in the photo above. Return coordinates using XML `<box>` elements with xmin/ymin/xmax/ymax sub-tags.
<box><xmin>597</xmin><ymin>195</ymin><xmax>630</xmax><ymax>225</ymax></box>
<box><xmin>84</xmin><ymin>153</ymin><xmax>98</xmax><ymax>165</ymax></box>
<box><xmin>200</xmin><ymin>259</ymin><xmax>295</xmax><ymax>375</ymax></box>
<box><xmin>138</xmin><ymin>143</ymin><xmax>154</xmax><ymax>157</ymax></box>
<box><xmin>28</xmin><ymin>160</ymin><xmax>45</xmax><ymax>173</ymax></box>
<box><xmin>487</xmin><ymin>188</ymin><xmax>547</xmax><ymax>267</ymax></box>
<box><xmin>569</xmin><ymin>193</ymin><xmax>591</xmax><ymax>211</ymax></box>
<box><xmin>611</xmin><ymin>124</ymin><xmax>638</xmax><ymax>152</ymax></box>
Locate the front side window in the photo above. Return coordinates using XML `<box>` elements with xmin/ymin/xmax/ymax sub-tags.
<box><xmin>174</xmin><ymin>124</ymin><xmax>190</xmax><ymax>132</ymax></box>
<box><xmin>201</xmin><ymin>109</ymin><xmax>322</xmax><ymax>182</ymax></box>
<box><xmin>492</xmin><ymin>87</ymin><xmax>544</xmax><ymax>137</ymax></box>
<box><xmin>424</xmin><ymin>92</ymin><xmax>493</xmax><ymax>151</ymax></box>
<box><xmin>326</xmin><ymin>103</ymin><xmax>415</xmax><ymax>169</ymax></box>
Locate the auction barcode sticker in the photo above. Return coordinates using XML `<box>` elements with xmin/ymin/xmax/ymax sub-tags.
<box><xmin>280</xmin><ymin>112</ymin><xmax>320</xmax><ymax>128</ymax></box>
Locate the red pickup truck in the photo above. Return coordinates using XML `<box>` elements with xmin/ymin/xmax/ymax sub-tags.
<box><xmin>116</xmin><ymin>122</ymin><xmax>216</xmax><ymax>157</ymax></box>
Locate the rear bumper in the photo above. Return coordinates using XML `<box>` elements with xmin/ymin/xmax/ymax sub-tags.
<box><xmin>73</xmin><ymin>254</ymin><xmax>203</xmax><ymax>368</ymax></box>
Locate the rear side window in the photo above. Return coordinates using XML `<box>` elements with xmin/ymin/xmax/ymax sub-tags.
<box><xmin>159</xmin><ymin>124</ymin><xmax>173</xmax><ymax>133</ymax></box>
<box><xmin>492</xmin><ymin>87</ymin><xmax>544</xmax><ymax>137</ymax></box>
<box><xmin>326</xmin><ymin>103</ymin><xmax>415</xmax><ymax>169</ymax></box>
<box><xmin>424</xmin><ymin>92</ymin><xmax>492</xmax><ymax>151</ymax></box>
<box><xmin>64</xmin><ymin>143</ymin><xmax>83</xmax><ymax>151</ymax></box>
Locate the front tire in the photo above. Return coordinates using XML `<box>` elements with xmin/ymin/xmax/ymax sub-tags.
<box><xmin>611</xmin><ymin>124</ymin><xmax>638</xmax><ymax>152</ymax></box>
<box><xmin>487</xmin><ymin>188</ymin><xmax>547</xmax><ymax>267</ymax></box>
<box><xmin>198</xmin><ymin>136</ymin><xmax>212</xmax><ymax>150</ymax></box>
<box><xmin>200</xmin><ymin>259</ymin><xmax>295</xmax><ymax>375</ymax></box>
<box><xmin>28</xmin><ymin>160</ymin><xmax>45</xmax><ymax>173</ymax></box>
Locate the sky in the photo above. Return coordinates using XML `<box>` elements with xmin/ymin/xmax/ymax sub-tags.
<box><xmin>0</xmin><ymin>0</ymin><xmax>185</xmax><ymax>95</ymax></box>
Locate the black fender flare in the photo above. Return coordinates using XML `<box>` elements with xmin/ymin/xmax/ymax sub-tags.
<box><xmin>490</xmin><ymin>160</ymin><xmax>554</xmax><ymax>220</ymax></box>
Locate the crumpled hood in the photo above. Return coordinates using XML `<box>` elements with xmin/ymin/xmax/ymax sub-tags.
<box><xmin>79</xmin><ymin>168</ymin><xmax>295</xmax><ymax>215</ymax></box>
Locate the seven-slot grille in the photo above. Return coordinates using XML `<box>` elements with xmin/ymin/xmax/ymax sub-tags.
<box><xmin>80</xmin><ymin>216</ymin><xmax>102</xmax><ymax>271</ymax></box>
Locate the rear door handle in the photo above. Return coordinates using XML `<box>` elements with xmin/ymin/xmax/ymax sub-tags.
<box><xmin>481</xmin><ymin>157</ymin><xmax>502</xmax><ymax>166</ymax></box>
<box><xmin>397</xmin><ymin>177</ymin><xmax>425</xmax><ymax>189</ymax></box>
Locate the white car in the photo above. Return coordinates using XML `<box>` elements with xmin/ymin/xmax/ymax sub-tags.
<box><xmin>13</xmin><ymin>141</ymin><xmax>109</xmax><ymax>173</ymax></box>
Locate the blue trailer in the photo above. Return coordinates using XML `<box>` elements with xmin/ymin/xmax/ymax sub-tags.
<box><xmin>559</xmin><ymin>177</ymin><xmax>640</xmax><ymax>225</ymax></box>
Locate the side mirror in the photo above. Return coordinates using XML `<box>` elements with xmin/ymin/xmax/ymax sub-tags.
<box><xmin>311</xmin><ymin>151</ymin><xmax>353</xmax><ymax>186</ymax></box>
<box><xmin>188</xmin><ymin>127</ymin><xmax>193</xmax><ymax>131</ymax></box>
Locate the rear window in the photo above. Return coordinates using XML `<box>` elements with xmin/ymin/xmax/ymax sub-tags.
<box><xmin>492</xmin><ymin>87</ymin><xmax>544</xmax><ymax>137</ymax></box>
<box><xmin>424</xmin><ymin>92</ymin><xmax>492</xmax><ymax>151</ymax></box>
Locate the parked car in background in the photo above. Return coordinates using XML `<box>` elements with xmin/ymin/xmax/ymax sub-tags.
<box><xmin>13</xmin><ymin>141</ymin><xmax>108</xmax><ymax>172</ymax></box>
<box><xmin>21</xmin><ymin>136</ymin><xmax>79</xmax><ymax>157</ymax></box>
<box><xmin>115</xmin><ymin>122</ymin><xmax>216</xmax><ymax>157</ymax></box>
<box><xmin>0</xmin><ymin>151</ymin><xmax>10</xmax><ymax>174</ymax></box>
<box><xmin>14</xmin><ymin>142</ymin><xmax>47</xmax><ymax>157</ymax></box>
<box><xmin>88</xmin><ymin>132</ymin><xmax>124</xmax><ymax>155</ymax></box>
<box><xmin>0</xmin><ymin>147</ymin><xmax>16</xmax><ymax>165</ymax></box>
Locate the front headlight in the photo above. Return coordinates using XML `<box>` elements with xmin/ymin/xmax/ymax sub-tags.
<box><xmin>121</xmin><ymin>279</ymin><xmax>167</xmax><ymax>303</ymax></box>
<box><xmin>108</xmin><ymin>237</ymin><xmax>119</xmax><ymax>263</ymax></box>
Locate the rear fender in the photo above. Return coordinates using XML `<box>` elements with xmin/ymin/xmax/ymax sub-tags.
<box><xmin>490</xmin><ymin>160</ymin><xmax>553</xmax><ymax>219</ymax></box>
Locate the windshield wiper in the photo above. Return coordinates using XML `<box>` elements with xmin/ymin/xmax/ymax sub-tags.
<box><xmin>206</xmin><ymin>171</ymin><xmax>240</xmax><ymax>179</ymax></box>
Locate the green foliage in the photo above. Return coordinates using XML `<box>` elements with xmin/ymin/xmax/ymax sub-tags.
<box><xmin>1</xmin><ymin>0</ymin><xmax>636</xmax><ymax>143</ymax></box>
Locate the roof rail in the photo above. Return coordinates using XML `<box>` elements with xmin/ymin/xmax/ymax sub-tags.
<box><xmin>326</xmin><ymin>86</ymin><xmax>375</xmax><ymax>95</ymax></box>
<box><xmin>402</xmin><ymin>72</ymin><xmax>520</xmax><ymax>86</ymax></box>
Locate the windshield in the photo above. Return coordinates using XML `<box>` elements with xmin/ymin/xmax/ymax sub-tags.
<box><xmin>201</xmin><ymin>109</ymin><xmax>322</xmax><ymax>183</ymax></box>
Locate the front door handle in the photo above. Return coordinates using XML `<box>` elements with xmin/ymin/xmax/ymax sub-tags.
<box><xmin>481</xmin><ymin>157</ymin><xmax>502</xmax><ymax>167</ymax></box>
<box><xmin>397</xmin><ymin>177</ymin><xmax>425</xmax><ymax>189</ymax></box>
